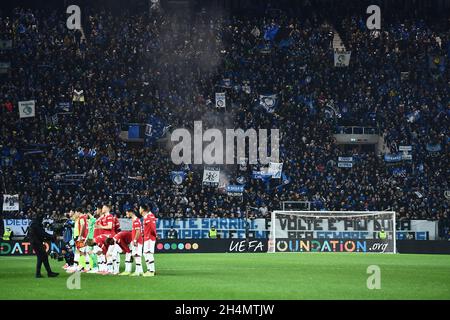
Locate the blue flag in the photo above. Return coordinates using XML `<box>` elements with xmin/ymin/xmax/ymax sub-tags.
<box><xmin>426</xmin><ymin>143</ymin><xmax>442</xmax><ymax>153</ymax></box>
<box><xmin>144</xmin><ymin>115</ymin><xmax>167</xmax><ymax>147</ymax></box>
<box><xmin>384</xmin><ymin>153</ymin><xmax>402</xmax><ymax>163</ymax></box>
<box><xmin>264</xmin><ymin>24</ymin><xmax>280</xmax><ymax>41</ymax></box>
<box><xmin>55</xmin><ymin>101</ymin><xmax>72</xmax><ymax>113</ymax></box>
<box><xmin>259</xmin><ymin>94</ymin><xmax>279</xmax><ymax>113</ymax></box>
<box><xmin>170</xmin><ymin>171</ymin><xmax>187</xmax><ymax>185</ymax></box>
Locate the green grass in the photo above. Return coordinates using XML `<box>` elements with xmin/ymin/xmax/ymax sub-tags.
<box><xmin>0</xmin><ymin>253</ymin><xmax>449</xmax><ymax>300</ymax></box>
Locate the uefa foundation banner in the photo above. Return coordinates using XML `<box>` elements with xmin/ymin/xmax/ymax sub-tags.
<box><xmin>0</xmin><ymin>239</ymin><xmax>268</xmax><ymax>255</ymax></box>
<box><xmin>0</xmin><ymin>241</ymin><xmax>60</xmax><ymax>256</ymax></box>
<box><xmin>156</xmin><ymin>239</ymin><xmax>268</xmax><ymax>254</ymax></box>
<box><xmin>272</xmin><ymin>239</ymin><xmax>393</xmax><ymax>253</ymax></box>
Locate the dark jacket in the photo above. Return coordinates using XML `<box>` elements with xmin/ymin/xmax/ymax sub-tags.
<box><xmin>28</xmin><ymin>216</ymin><xmax>54</xmax><ymax>244</ymax></box>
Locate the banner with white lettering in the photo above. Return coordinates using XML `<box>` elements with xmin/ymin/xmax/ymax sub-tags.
<box><xmin>2</xmin><ymin>218</ymin><xmax>438</xmax><ymax>240</ymax></box>
<box><xmin>55</xmin><ymin>101</ymin><xmax>72</xmax><ymax>113</ymax></box>
<box><xmin>3</xmin><ymin>194</ymin><xmax>19</xmax><ymax>211</ymax></box>
<box><xmin>384</xmin><ymin>153</ymin><xmax>402</xmax><ymax>163</ymax></box>
<box><xmin>226</xmin><ymin>185</ymin><xmax>244</xmax><ymax>197</ymax></box>
<box><xmin>338</xmin><ymin>162</ymin><xmax>353</xmax><ymax>168</ymax></box>
<box><xmin>273</xmin><ymin>218</ymin><xmax>437</xmax><ymax>240</ymax></box>
<box><xmin>18</xmin><ymin>100</ymin><xmax>35</xmax><ymax>118</ymax></box>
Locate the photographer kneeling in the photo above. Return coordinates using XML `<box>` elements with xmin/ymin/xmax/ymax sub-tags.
<box><xmin>28</xmin><ymin>213</ymin><xmax>59</xmax><ymax>278</ymax></box>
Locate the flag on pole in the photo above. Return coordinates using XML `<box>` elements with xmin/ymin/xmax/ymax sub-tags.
<box><xmin>18</xmin><ymin>100</ymin><xmax>35</xmax><ymax>118</ymax></box>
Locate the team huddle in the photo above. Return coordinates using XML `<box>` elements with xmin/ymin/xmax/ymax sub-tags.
<box><xmin>65</xmin><ymin>204</ymin><xmax>157</xmax><ymax>277</ymax></box>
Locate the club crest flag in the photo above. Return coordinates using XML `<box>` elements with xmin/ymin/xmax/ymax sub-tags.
<box><xmin>3</xmin><ymin>194</ymin><xmax>19</xmax><ymax>211</ymax></box>
<box><xmin>171</xmin><ymin>171</ymin><xmax>187</xmax><ymax>185</ymax></box>
<box><xmin>215</xmin><ymin>92</ymin><xmax>226</xmax><ymax>108</ymax></box>
<box><xmin>334</xmin><ymin>51</ymin><xmax>351</xmax><ymax>67</ymax></box>
<box><xmin>18</xmin><ymin>100</ymin><xmax>35</xmax><ymax>118</ymax></box>
<box><xmin>268</xmin><ymin>162</ymin><xmax>283</xmax><ymax>178</ymax></box>
<box><xmin>259</xmin><ymin>94</ymin><xmax>278</xmax><ymax>113</ymax></box>
<box><xmin>202</xmin><ymin>167</ymin><xmax>220</xmax><ymax>186</ymax></box>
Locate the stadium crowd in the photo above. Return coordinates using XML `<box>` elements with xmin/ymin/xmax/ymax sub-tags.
<box><xmin>0</xmin><ymin>4</ymin><xmax>448</xmax><ymax>227</ymax></box>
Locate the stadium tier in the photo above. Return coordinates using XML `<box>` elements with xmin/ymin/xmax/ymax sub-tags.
<box><xmin>0</xmin><ymin>0</ymin><xmax>449</xmax><ymax>303</ymax></box>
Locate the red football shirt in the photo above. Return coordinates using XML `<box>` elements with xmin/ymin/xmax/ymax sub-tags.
<box><xmin>78</xmin><ymin>214</ymin><xmax>89</xmax><ymax>239</ymax></box>
<box><xmin>94</xmin><ymin>234</ymin><xmax>110</xmax><ymax>255</ymax></box>
<box><xmin>113</xmin><ymin>231</ymin><xmax>132</xmax><ymax>253</ymax></box>
<box><xmin>103</xmin><ymin>213</ymin><xmax>115</xmax><ymax>236</ymax></box>
<box><xmin>131</xmin><ymin>218</ymin><xmax>143</xmax><ymax>244</ymax></box>
<box><xmin>143</xmin><ymin>213</ymin><xmax>157</xmax><ymax>241</ymax></box>
<box><xmin>94</xmin><ymin>214</ymin><xmax>105</xmax><ymax>237</ymax></box>
<box><xmin>113</xmin><ymin>216</ymin><xmax>121</xmax><ymax>235</ymax></box>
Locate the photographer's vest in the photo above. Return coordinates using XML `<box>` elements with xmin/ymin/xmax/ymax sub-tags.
<box><xmin>3</xmin><ymin>229</ymin><xmax>12</xmax><ymax>241</ymax></box>
<box><xmin>379</xmin><ymin>230</ymin><xmax>387</xmax><ymax>240</ymax></box>
<box><xmin>209</xmin><ymin>229</ymin><xmax>217</xmax><ymax>239</ymax></box>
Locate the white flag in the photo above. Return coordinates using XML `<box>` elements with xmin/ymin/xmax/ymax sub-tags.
<box><xmin>18</xmin><ymin>100</ymin><xmax>36</xmax><ymax>118</ymax></box>
<box><xmin>3</xmin><ymin>194</ymin><xmax>19</xmax><ymax>211</ymax></box>
<box><xmin>73</xmin><ymin>89</ymin><xmax>85</xmax><ymax>102</ymax></box>
<box><xmin>334</xmin><ymin>51</ymin><xmax>351</xmax><ymax>67</ymax></box>
<box><xmin>202</xmin><ymin>167</ymin><xmax>220</xmax><ymax>186</ymax></box>
<box><xmin>215</xmin><ymin>92</ymin><xmax>226</xmax><ymax>108</ymax></box>
<box><xmin>268</xmin><ymin>162</ymin><xmax>283</xmax><ymax>178</ymax></box>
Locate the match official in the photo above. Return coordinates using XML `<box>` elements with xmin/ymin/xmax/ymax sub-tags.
<box><xmin>28</xmin><ymin>214</ymin><xmax>59</xmax><ymax>278</ymax></box>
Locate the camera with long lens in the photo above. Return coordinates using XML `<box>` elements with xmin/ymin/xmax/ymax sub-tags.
<box><xmin>44</xmin><ymin>218</ymin><xmax>69</xmax><ymax>261</ymax></box>
<box><xmin>44</xmin><ymin>218</ymin><xmax>67</xmax><ymax>235</ymax></box>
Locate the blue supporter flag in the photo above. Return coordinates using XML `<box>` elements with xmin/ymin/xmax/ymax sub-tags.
<box><xmin>264</xmin><ymin>24</ymin><xmax>279</xmax><ymax>41</ymax></box>
<box><xmin>128</xmin><ymin>124</ymin><xmax>140</xmax><ymax>139</ymax></box>
<box><xmin>259</xmin><ymin>94</ymin><xmax>279</xmax><ymax>113</ymax></box>
<box><xmin>144</xmin><ymin>115</ymin><xmax>168</xmax><ymax>147</ymax></box>
<box><xmin>170</xmin><ymin>171</ymin><xmax>187</xmax><ymax>185</ymax></box>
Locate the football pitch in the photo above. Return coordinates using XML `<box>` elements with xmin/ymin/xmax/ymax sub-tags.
<box><xmin>0</xmin><ymin>253</ymin><xmax>449</xmax><ymax>300</ymax></box>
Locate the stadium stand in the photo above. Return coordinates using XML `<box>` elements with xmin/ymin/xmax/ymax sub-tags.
<box><xmin>0</xmin><ymin>1</ymin><xmax>448</xmax><ymax>226</ymax></box>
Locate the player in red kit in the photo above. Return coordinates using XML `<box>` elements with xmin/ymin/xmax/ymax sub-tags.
<box><xmin>112</xmin><ymin>231</ymin><xmax>133</xmax><ymax>275</ymax></box>
<box><xmin>97</xmin><ymin>204</ymin><xmax>114</xmax><ymax>236</ymax></box>
<box><xmin>93</xmin><ymin>205</ymin><xmax>103</xmax><ymax>238</ymax></box>
<box><xmin>94</xmin><ymin>204</ymin><xmax>116</xmax><ymax>272</ymax></box>
<box><xmin>128</xmin><ymin>209</ymin><xmax>144</xmax><ymax>276</ymax></box>
<box><xmin>113</xmin><ymin>214</ymin><xmax>121</xmax><ymax>235</ymax></box>
<box><xmin>141</xmin><ymin>204</ymin><xmax>157</xmax><ymax>277</ymax></box>
<box><xmin>92</xmin><ymin>233</ymin><xmax>111</xmax><ymax>275</ymax></box>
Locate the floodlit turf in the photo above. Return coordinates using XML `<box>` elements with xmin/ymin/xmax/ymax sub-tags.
<box><xmin>0</xmin><ymin>253</ymin><xmax>449</xmax><ymax>300</ymax></box>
